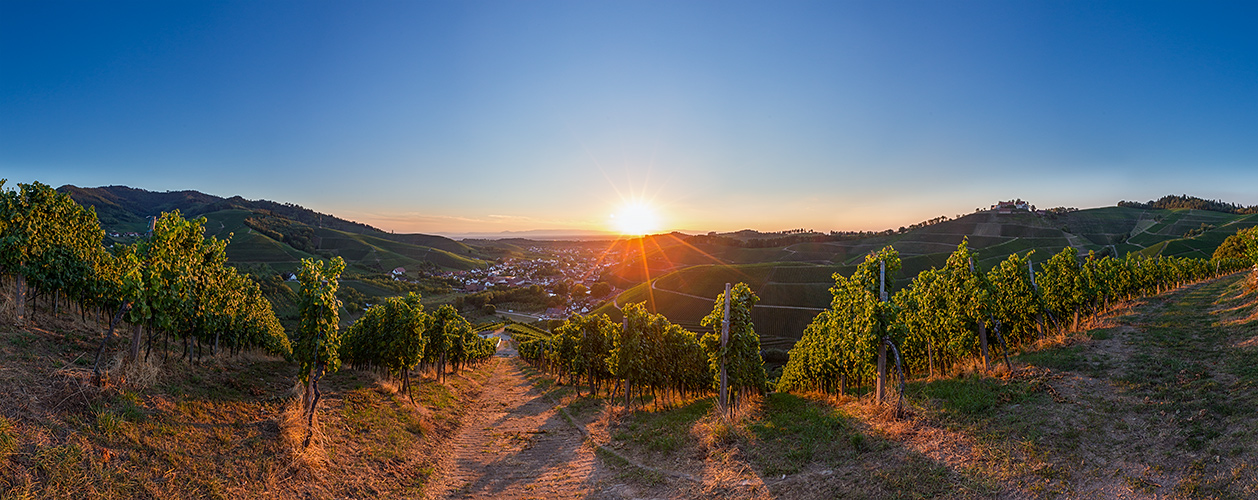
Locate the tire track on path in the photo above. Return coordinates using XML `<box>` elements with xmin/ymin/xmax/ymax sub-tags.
<box><xmin>424</xmin><ymin>342</ymin><xmax>603</xmax><ymax>500</ymax></box>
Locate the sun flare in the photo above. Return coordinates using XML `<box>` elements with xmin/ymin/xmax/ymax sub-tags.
<box><xmin>611</xmin><ymin>202</ymin><xmax>660</xmax><ymax>236</ymax></box>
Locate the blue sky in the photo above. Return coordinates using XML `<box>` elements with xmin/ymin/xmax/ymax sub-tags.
<box><xmin>3</xmin><ymin>0</ymin><xmax>1255</xmax><ymax>235</ymax></box>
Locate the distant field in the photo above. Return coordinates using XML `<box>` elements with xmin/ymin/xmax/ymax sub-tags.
<box><xmin>651</xmin><ymin>263</ymin><xmax>776</xmax><ymax>298</ymax></box>
<box><xmin>199</xmin><ymin>209</ymin><xmax>489</xmax><ymax>274</ymax></box>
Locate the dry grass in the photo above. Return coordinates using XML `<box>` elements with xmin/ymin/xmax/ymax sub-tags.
<box><xmin>0</xmin><ymin>289</ymin><xmax>13</xmax><ymax>321</ymax></box>
<box><xmin>587</xmin><ymin>275</ymin><xmax>1258</xmax><ymax>498</ymax></box>
<box><xmin>277</xmin><ymin>383</ymin><xmax>329</xmax><ymax>472</ymax></box>
<box><xmin>0</xmin><ymin>303</ymin><xmax>487</xmax><ymax>499</ymax></box>
<box><xmin>692</xmin><ymin>395</ymin><xmax>761</xmax><ymax>449</ymax></box>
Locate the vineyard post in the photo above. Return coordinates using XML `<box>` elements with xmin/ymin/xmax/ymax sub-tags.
<box><xmin>719</xmin><ymin>282</ymin><xmax>731</xmax><ymax>417</ymax></box>
<box><xmin>1030</xmin><ymin>259</ymin><xmax>1045</xmax><ymax>341</ymax></box>
<box><xmin>622</xmin><ymin>315</ymin><xmax>630</xmax><ymax>408</ymax></box>
<box><xmin>979</xmin><ymin>320</ymin><xmax>989</xmax><ymax>371</ymax></box>
<box><xmin>886</xmin><ymin>339</ymin><xmax>906</xmax><ymax>417</ymax></box>
<box><xmin>994</xmin><ymin>321</ymin><xmax>1012</xmax><ymax>372</ymax></box>
<box><xmin>129</xmin><ymin>323</ymin><xmax>142</xmax><ymax>362</ymax></box>
<box><xmin>876</xmin><ymin>259</ymin><xmax>887</xmax><ymax>404</ymax></box>
<box><xmin>971</xmin><ymin>257</ymin><xmax>989</xmax><ymax>371</ymax></box>
<box><xmin>14</xmin><ymin>271</ymin><xmax>25</xmax><ymax>326</ymax></box>
<box><xmin>879</xmin><ymin>259</ymin><xmax>887</xmax><ymax>302</ymax></box>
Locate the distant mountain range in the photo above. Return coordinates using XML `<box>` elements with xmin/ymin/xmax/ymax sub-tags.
<box><xmin>58</xmin><ymin>185</ymin><xmax>491</xmax><ymax>273</ymax></box>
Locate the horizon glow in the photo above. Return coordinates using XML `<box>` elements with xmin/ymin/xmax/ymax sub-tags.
<box><xmin>2</xmin><ymin>1</ymin><xmax>1255</xmax><ymax>235</ymax></box>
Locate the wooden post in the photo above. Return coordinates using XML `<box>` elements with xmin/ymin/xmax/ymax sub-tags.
<box><xmin>876</xmin><ymin>339</ymin><xmax>887</xmax><ymax>403</ymax></box>
<box><xmin>876</xmin><ymin>259</ymin><xmax>887</xmax><ymax>404</ymax></box>
<box><xmin>971</xmin><ymin>257</ymin><xmax>988</xmax><ymax>371</ymax></box>
<box><xmin>623</xmin><ymin>316</ymin><xmax>630</xmax><ymax>408</ymax></box>
<box><xmin>887</xmin><ymin>339</ymin><xmax>907</xmax><ymax>417</ymax></box>
<box><xmin>995</xmin><ymin>321</ymin><xmax>1013</xmax><ymax>372</ymax></box>
<box><xmin>979</xmin><ymin>319</ymin><xmax>989</xmax><ymax>371</ymax></box>
<box><xmin>719</xmin><ymin>283</ymin><xmax>731</xmax><ymax>416</ymax></box>
<box><xmin>879</xmin><ymin>260</ymin><xmax>887</xmax><ymax>302</ymax></box>
<box><xmin>1029</xmin><ymin>259</ymin><xmax>1046</xmax><ymax>341</ymax></box>
<box><xmin>14</xmin><ymin>273</ymin><xmax>25</xmax><ymax>326</ymax></box>
<box><xmin>128</xmin><ymin>323</ymin><xmax>142</xmax><ymax>362</ymax></box>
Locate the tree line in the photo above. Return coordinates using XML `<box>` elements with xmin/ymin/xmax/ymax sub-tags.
<box><xmin>1119</xmin><ymin>194</ymin><xmax>1258</xmax><ymax>214</ymax></box>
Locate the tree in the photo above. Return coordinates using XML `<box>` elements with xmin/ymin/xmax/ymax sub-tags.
<box><xmin>294</xmin><ymin>256</ymin><xmax>345</xmax><ymax>446</ymax></box>
<box><xmin>425</xmin><ymin>304</ymin><xmax>472</xmax><ymax>382</ymax></box>
<box><xmin>1039</xmin><ymin>247</ymin><xmax>1085</xmax><ymax>332</ymax></box>
<box><xmin>0</xmin><ymin>180</ymin><xmax>104</xmax><ymax>324</ymax></box>
<box><xmin>894</xmin><ymin>240</ymin><xmax>989</xmax><ymax>375</ymax></box>
<box><xmin>986</xmin><ymin>251</ymin><xmax>1042</xmax><ymax>348</ymax></box>
<box><xmin>700</xmin><ymin>282</ymin><xmax>766</xmax><ymax>412</ymax></box>
<box><xmin>778</xmin><ymin>246</ymin><xmax>901</xmax><ymax>397</ymax></box>
<box><xmin>1215</xmin><ymin>227</ymin><xmax>1258</xmax><ymax>265</ymax></box>
<box><xmin>549</xmin><ymin>313</ymin><xmax>616</xmax><ymax>395</ymax></box>
<box><xmin>343</xmin><ymin>292</ymin><xmax>429</xmax><ymax>403</ymax></box>
<box><xmin>591</xmin><ymin>282</ymin><xmax>613</xmax><ymax>297</ymax></box>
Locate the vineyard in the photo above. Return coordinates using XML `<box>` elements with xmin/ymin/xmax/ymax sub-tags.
<box><xmin>777</xmin><ymin>239</ymin><xmax>1252</xmax><ymax>396</ymax></box>
<box><xmin>525</xmin><ymin>226</ymin><xmax>1255</xmax><ymax>407</ymax></box>
<box><xmin>3</xmin><ymin>179</ymin><xmax>1258</xmax><ymax>498</ymax></box>
<box><xmin>0</xmin><ymin>181</ymin><xmax>498</xmax><ymax>497</ymax></box>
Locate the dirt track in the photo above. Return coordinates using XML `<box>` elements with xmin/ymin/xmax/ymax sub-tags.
<box><xmin>424</xmin><ymin>338</ymin><xmax>606</xmax><ymax>500</ymax></box>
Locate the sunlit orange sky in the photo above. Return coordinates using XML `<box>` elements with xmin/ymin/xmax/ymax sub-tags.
<box><xmin>3</xmin><ymin>1</ymin><xmax>1256</xmax><ymax>237</ymax></box>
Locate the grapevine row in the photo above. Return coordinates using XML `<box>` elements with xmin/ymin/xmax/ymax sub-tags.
<box><xmin>777</xmin><ymin>238</ymin><xmax>1256</xmax><ymax>395</ymax></box>
<box><xmin>517</xmin><ymin>285</ymin><xmax>768</xmax><ymax>410</ymax></box>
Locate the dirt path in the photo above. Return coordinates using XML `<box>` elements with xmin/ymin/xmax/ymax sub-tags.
<box><xmin>424</xmin><ymin>341</ymin><xmax>606</xmax><ymax>500</ymax></box>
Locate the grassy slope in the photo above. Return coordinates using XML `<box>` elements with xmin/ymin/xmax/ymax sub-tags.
<box><xmin>202</xmin><ymin>210</ymin><xmax>318</xmax><ymax>271</ymax></box>
<box><xmin>564</xmin><ymin>272</ymin><xmax>1258</xmax><ymax>498</ymax></box>
<box><xmin>313</xmin><ymin>227</ymin><xmax>487</xmax><ymax>272</ymax></box>
<box><xmin>0</xmin><ymin>313</ymin><xmax>493</xmax><ymax>499</ymax></box>
<box><xmin>896</xmin><ymin>273</ymin><xmax>1258</xmax><ymax>497</ymax></box>
<box><xmin>603</xmin><ymin>207</ymin><xmax>1257</xmax><ymax>344</ymax></box>
<box><xmin>194</xmin><ymin>209</ymin><xmax>488</xmax><ymax>275</ymax></box>
<box><xmin>3</xmin><ymin>272</ymin><xmax>1253</xmax><ymax>498</ymax></box>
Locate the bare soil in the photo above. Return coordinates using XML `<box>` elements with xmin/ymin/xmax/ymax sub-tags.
<box><xmin>423</xmin><ymin>351</ymin><xmax>606</xmax><ymax>499</ymax></box>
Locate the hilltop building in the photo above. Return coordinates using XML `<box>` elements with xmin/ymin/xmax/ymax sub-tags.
<box><xmin>991</xmin><ymin>199</ymin><xmax>1034</xmax><ymax>214</ymax></box>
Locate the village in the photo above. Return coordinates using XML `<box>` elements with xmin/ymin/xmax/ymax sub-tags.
<box><xmin>435</xmin><ymin>245</ymin><xmax>623</xmax><ymax>320</ymax></box>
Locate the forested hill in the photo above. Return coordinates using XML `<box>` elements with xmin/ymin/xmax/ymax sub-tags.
<box><xmin>58</xmin><ymin>184</ymin><xmax>487</xmax><ymax>272</ymax></box>
<box><xmin>1118</xmin><ymin>194</ymin><xmax>1258</xmax><ymax>214</ymax></box>
<box><xmin>58</xmin><ymin>184</ymin><xmax>382</xmax><ymax>234</ymax></box>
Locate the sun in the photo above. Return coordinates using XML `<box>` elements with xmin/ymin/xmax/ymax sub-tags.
<box><xmin>611</xmin><ymin>202</ymin><xmax>660</xmax><ymax>236</ymax></box>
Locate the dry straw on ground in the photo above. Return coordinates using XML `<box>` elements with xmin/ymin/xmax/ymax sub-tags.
<box><xmin>278</xmin><ymin>381</ymin><xmax>330</xmax><ymax>472</ymax></box>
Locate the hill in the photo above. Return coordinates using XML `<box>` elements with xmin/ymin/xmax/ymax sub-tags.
<box><xmin>596</xmin><ymin>204</ymin><xmax>1258</xmax><ymax>346</ymax></box>
<box><xmin>4</xmin><ymin>271</ymin><xmax>1254</xmax><ymax>498</ymax></box>
<box><xmin>59</xmin><ymin>185</ymin><xmax>490</xmax><ymax>274</ymax></box>
<box><xmin>57</xmin><ymin>185</ymin><xmax>379</xmax><ymax>234</ymax></box>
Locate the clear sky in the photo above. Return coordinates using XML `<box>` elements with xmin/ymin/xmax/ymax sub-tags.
<box><xmin>3</xmin><ymin>0</ymin><xmax>1256</xmax><ymax>236</ymax></box>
